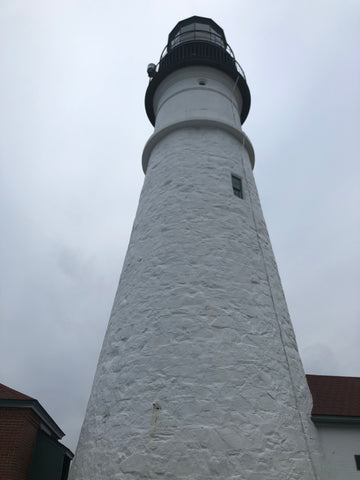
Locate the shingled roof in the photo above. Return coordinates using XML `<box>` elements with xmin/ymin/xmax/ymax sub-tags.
<box><xmin>0</xmin><ymin>382</ymin><xmax>65</xmax><ymax>439</ymax></box>
<box><xmin>0</xmin><ymin>383</ymin><xmax>34</xmax><ymax>401</ymax></box>
<box><xmin>307</xmin><ymin>374</ymin><xmax>360</xmax><ymax>420</ymax></box>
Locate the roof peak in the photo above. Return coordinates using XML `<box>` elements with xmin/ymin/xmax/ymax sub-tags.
<box><xmin>0</xmin><ymin>382</ymin><xmax>34</xmax><ymax>400</ymax></box>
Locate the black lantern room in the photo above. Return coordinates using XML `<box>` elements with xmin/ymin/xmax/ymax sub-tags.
<box><xmin>145</xmin><ymin>16</ymin><xmax>251</xmax><ymax>126</ymax></box>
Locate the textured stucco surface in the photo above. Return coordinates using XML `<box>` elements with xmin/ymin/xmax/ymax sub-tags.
<box><xmin>70</xmin><ymin>67</ymin><xmax>322</xmax><ymax>479</ymax></box>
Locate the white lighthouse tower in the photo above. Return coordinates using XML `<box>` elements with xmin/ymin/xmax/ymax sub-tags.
<box><xmin>70</xmin><ymin>16</ymin><xmax>322</xmax><ymax>479</ymax></box>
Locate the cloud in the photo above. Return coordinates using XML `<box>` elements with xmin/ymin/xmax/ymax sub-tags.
<box><xmin>1</xmin><ymin>0</ymin><xmax>359</xmax><ymax>453</ymax></box>
<box><xmin>301</xmin><ymin>343</ymin><xmax>340</xmax><ymax>375</ymax></box>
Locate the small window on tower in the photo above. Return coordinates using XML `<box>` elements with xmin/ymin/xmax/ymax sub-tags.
<box><xmin>231</xmin><ymin>174</ymin><xmax>243</xmax><ymax>199</ymax></box>
<box><xmin>355</xmin><ymin>455</ymin><xmax>360</xmax><ymax>470</ymax></box>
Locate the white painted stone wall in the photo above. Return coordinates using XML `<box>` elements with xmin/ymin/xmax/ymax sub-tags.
<box><xmin>142</xmin><ymin>67</ymin><xmax>254</xmax><ymax>171</ymax></box>
<box><xmin>70</xmin><ymin>66</ymin><xmax>323</xmax><ymax>479</ymax></box>
<box><xmin>316</xmin><ymin>423</ymin><xmax>360</xmax><ymax>479</ymax></box>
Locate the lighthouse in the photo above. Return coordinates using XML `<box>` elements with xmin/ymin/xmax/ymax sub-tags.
<box><xmin>70</xmin><ymin>16</ymin><xmax>322</xmax><ymax>479</ymax></box>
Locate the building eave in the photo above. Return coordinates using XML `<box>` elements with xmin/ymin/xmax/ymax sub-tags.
<box><xmin>58</xmin><ymin>441</ymin><xmax>75</xmax><ymax>459</ymax></box>
<box><xmin>311</xmin><ymin>414</ymin><xmax>360</xmax><ymax>425</ymax></box>
<box><xmin>0</xmin><ymin>398</ymin><xmax>65</xmax><ymax>439</ymax></box>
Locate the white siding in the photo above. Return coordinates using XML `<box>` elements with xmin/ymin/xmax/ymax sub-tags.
<box><xmin>316</xmin><ymin>424</ymin><xmax>360</xmax><ymax>480</ymax></box>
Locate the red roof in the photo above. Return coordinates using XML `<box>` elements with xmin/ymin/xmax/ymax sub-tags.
<box><xmin>0</xmin><ymin>383</ymin><xmax>34</xmax><ymax>401</ymax></box>
<box><xmin>307</xmin><ymin>374</ymin><xmax>360</xmax><ymax>417</ymax></box>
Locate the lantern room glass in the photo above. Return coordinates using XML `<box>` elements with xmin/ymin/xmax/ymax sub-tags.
<box><xmin>170</xmin><ymin>22</ymin><xmax>225</xmax><ymax>49</ymax></box>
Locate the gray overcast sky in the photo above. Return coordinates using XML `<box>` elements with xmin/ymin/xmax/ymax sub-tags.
<box><xmin>1</xmin><ymin>0</ymin><xmax>359</xmax><ymax>452</ymax></box>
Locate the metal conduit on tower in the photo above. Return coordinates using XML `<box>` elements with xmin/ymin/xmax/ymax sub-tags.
<box><xmin>70</xmin><ymin>16</ymin><xmax>323</xmax><ymax>479</ymax></box>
